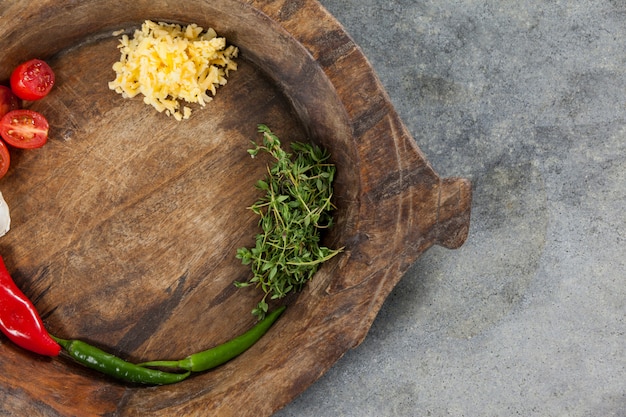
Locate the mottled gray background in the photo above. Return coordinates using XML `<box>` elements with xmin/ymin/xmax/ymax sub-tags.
<box><xmin>276</xmin><ymin>1</ymin><xmax>626</xmax><ymax>416</ymax></box>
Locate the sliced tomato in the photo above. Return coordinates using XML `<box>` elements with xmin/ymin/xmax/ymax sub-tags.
<box><xmin>0</xmin><ymin>140</ymin><xmax>10</xmax><ymax>179</ymax></box>
<box><xmin>10</xmin><ymin>59</ymin><xmax>55</xmax><ymax>101</ymax></box>
<box><xmin>0</xmin><ymin>86</ymin><xmax>20</xmax><ymax>119</ymax></box>
<box><xmin>0</xmin><ymin>109</ymin><xmax>49</xmax><ymax>149</ymax></box>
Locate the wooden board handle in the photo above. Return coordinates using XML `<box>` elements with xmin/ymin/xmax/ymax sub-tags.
<box><xmin>435</xmin><ymin>177</ymin><xmax>472</xmax><ymax>249</ymax></box>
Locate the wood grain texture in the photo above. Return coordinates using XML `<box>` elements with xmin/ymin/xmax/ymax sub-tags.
<box><xmin>0</xmin><ymin>0</ymin><xmax>471</xmax><ymax>415</ymax></box>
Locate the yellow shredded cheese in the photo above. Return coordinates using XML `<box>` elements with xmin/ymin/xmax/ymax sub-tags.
<box><xmin>108</xmin><ymin>20</ymin><xmax>238</xmax><ymax>121</ymax></box>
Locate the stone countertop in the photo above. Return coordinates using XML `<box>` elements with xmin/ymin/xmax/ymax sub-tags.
<box><xmin>276</xmin><ymin>1</ymin><xmax>625</xmax><ymax>416</ymax></box>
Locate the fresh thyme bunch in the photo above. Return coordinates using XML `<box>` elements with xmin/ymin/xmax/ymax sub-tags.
<box><xmin>235</xmin><ymin>124</ymin><xmax>342</xmax><ymax>319</ymax></box>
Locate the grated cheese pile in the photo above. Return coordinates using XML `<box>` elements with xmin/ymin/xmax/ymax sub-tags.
<box><xmin>108</xmin><ymin>20</ymin><xmax>238</xmax><ymax>121</ymax></box>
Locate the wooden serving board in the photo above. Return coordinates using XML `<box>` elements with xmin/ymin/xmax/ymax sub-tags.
<box><xmin>0</xmin><ymin>1</ymin><xmax>471</xmax><ymax>416</ymax></box>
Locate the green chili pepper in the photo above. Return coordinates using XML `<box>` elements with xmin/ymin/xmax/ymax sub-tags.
<box><xmin>139</xmin><ymin>305</ymin><xmax>286</xmax><ymax>372</ymax></box>
<box><xmin>52</xmin><ymin>336</ymin><xmax>190</xmax><ymax>385</ymax></box>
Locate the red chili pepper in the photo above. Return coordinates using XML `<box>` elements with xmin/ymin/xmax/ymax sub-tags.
<box><xmin>0</xmin><ymin>256</ymin><xmax>60</xmax><ymax>356</ymax></box>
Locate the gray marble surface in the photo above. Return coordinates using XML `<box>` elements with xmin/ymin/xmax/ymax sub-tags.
<box><xmin>276</xmin><ymin>1</ymin><xmax>626</xmax><ymax>416</ymax></box>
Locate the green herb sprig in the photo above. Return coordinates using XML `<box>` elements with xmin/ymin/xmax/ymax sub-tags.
<box><xmin>235</xmin><ymin>124</ymin><xmax>342</xmax><ymax>319</ymax></box>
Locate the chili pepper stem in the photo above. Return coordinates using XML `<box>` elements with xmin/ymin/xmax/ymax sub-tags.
<box><xmin>136</xmin><ymin>358</ymin><xmax>191</xmax><ymax>371</ymax></box>
<box><xmin>51</xmin><ymin>335</ymin><xmax>70</xmax><ymax>349</ymax></box>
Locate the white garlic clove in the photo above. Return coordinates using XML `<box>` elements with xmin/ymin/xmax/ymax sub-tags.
<box><xmin>0</xmin><ymin>192</ymin><xmax>11</xmax><ymax>237</ymax></box>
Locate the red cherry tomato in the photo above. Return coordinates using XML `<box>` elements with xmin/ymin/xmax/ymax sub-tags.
<box><xmin>0</xmin><ymin>109</ymin><xmax>49</xmax><ymax>149</ymax></box>
<box><xmin>0</xmin><ymin>86</ymin><xmax>20</xmax><ymax>119</ymax></box>
<box><xmin>0</xmin><ymin>140</ymin><xmax>10</xmax><ymax>179</ymax></box>
<box><xmin>10</xmin><ymin>59</ymin><xmax>55</xmax><ymax>101</ymax></box>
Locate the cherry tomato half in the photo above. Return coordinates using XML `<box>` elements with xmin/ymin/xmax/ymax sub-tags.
<box><xmin>0</xmin><ymin>109</ymin><xmax>49</xmax><ymax>149</ymax></box>
<box><xmin>0</xmin><ymin>140</ymin><xmax>9</xmax><ymax>179</ymax></box>
<box><xmin>0</xmin><ymin>86</ymin><xmax>20</xmax><ymax>119</ymax></box>
<box><xmin>10</xmin><ymin>59</ymin><xmax>55</xmax><ymax>101</ymax></box>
